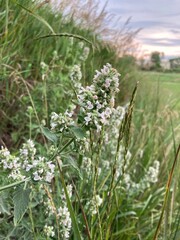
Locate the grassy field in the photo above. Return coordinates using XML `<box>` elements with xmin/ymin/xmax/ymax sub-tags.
<box><xmin>135</xmin><ymin>70</ymin><xmax>180</xmax><ymax>152</ymax></box>
<box><xmin>137</xmin><ymin>71</ymin><xmax>180</xmax><ymax>110</ymax></box>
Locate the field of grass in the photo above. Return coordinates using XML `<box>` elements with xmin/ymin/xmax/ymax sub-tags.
<box><xmin>0</xmin><ymin>1</ymin><xmax>180</xmax><ymax>240</ymax></box>
<box><xmin>138</xmin><ymin>71</ymin><xmax>180</xmax><ymax>110</ymax></box>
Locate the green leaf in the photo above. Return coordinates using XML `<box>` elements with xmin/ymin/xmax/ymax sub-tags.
<box><xmin>70</xmin><ymin>126</ymin><xmax>86</xmax><ymax>139</ymax></box>
<box><xmin>0</xmin><ymin>193</ymin><xmax>10</xmax><ymax>215</ymax></box>
<box><xmin>66</xmin><ymin>157</ymin><xmax>83</xmax><ymax>180</ymax></box>
<box><xmin>13</xmin><ymin>186</ymin><xmax>31</xmax><ymax>226</ymax></box>
<box><xmin>62</xmin><ymin>182</ymin><xmax>82</xmax><ymax>240</ymax></box>
<box><xmin>41</xmin><ymin>126</ymin><xmax>58</xmax><ymax>144</ymax></box>
<box><xmin>116</xmin><ymin>211</ymin><xmax>137</xmax><ymax>219</ymax></box>
<box><xmin>112</xmin><ymin>226</ymin><xmax>135</xmax><ymax>237</ymax></box>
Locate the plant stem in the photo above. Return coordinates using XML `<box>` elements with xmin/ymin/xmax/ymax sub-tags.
<box><xmin>29</xmin><ymin>192</ymin><xmax>36</xmax><ymax>239</ymax></box>
<box><xmin>0</xmin><ymin>177</ymin><xmax>31</xmax><ymax>192</ymax></box>
<box><xmin>5</xmin><ymin>0</ymin><xmax>9</xmax><ymax>37</ymax></box>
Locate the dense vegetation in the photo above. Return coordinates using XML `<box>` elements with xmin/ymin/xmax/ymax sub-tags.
<box><xmin>0</xmin><ymin>1</ymin><xmax>179</xmax><ymax>239</ymax></box>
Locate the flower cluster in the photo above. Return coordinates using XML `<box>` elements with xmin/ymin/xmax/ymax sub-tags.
<box><xmin>20</xmin><ymin>139</ymin><xmax>36</xmax><ymax>162</ymax></box>
<box><xmin>115</xmin><ymin>147</ymin><xmax>132</xmax><ymax>180</ymax></box>
<box><xmin>0</xmin><ymin>146</ymin><xmax>24</xmax><ymax>180</ymax></box>
<box><xmin>49</xmin><ymin>64</ymin><xmax>120</xmax><ymax>133</ymax></box>
<box><xmin>144</xmin><ymin>160</ymin><xmax>160</xmax><ymax>184</ymax></box>
<box><xmin>43</xmin><ymin>184</ymin><xmax>72</xmax><ymax>239</ymax></box>
<box><xmin>20</xmin><ymin>140</ymin><xmax>55</xmax><ymax>182</ymax></box>
<box><xmin>87</xmin><ymin>194</ymin><xmax>103</xmax><ymax>215</ymax></box>
<box><xmin>0</xmin><ymin>140</ymin><xmax>55</xmax><ymax>183</ymax></box>
<box><xmin>32</xmin><ymin>157</ymin><xmax>55</xmax><ymax>182</ymax></box>
<box><xmin>43</xmin><ymin>224</ymin><xmax>55</xmax><ymax>238</ymax></box>
<box><xmin>79</xmin><ymin>46</ymin><xmax>90</xmax><ymax>61</ymax></box>
<box><xmin>69</xmin><ymin>64</ymin><xmax>82</xmax><ymax>90</ymax></box>
<box><xmin>122</xmin><ymin>160</ymin><xmax>160</xmax><ymax>195</ymax></box>
<box><xmin>40</xmin><ymin>61</ymin><xmax>49</xmax><ymax>81</ymax></box>
<box><xmin>81</xmin><ymin>157</ymin><xmax>92</xmax><ymax>176</ymax></box>
<box><xmin>58</xmin><ymin>184</ymin><xmax>72</xmax><ymax>239</ymax></box>
<box><xmin>44</xmin><ymin>197</ymin><xmax>55</xmax><ymax>217</ymax></box>
<box><xmin>50</xmin><ymin>107</ymin><xmax>75</xmax><ymax>132</ymax></box>
<box><xmin>103</xmin><ymin>104</ymin><xmax>128</xmax><ymax>150</ymax></box>
<box><xmin>77</xmin><ymin>63</ymin><xmax>120</xmax><ymax>130</ymax></box>
<box><xmin>78</xmin><ymin>42</ymin><xmax>90</xmax><ymax>61</ymax></box>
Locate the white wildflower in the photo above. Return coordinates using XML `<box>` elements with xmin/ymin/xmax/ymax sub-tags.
<box><xmin>86</xmin><ymin>101</ymin><xmax>94</xmax><ymax>110</ymax></box>
<box><xmin>77</xmin><ymin>63</ymin><xmax>120</xmax><ymax>128</ymax></box>
<box><xmin>69</xmin><ymin>65</ymin><xmax>82</xmax><ymax>89</ymax></box>
<box><xmin>57</xmin><ymin>184</ymin><xmax>72</xmax><ymax>239</ymax></box>
<box><xmin>44</xmin><ymin>225</ymin><xmax>55</xmax><ymax>237</ymax></box>
<box><xmin>84</xmin><ymin>113</ymin><xmax>92</xmax><ymax>125</ymax></box>
<box><xmin>104</xmin><ymin>78</ymin><xmax>111</xmax><ymax>88</ymax></box>
<box><xmin>88</xmin><ymin>195</ymin><xmax>103</xmax><ymax>215</ymax></box>
<box><xmin>33</xmin><ymin>171</ymin><xmax>42</xmax><ymax>181</ymax></box>
<box><xmin>82</xmin><ymin>157</ymin><xmax>91</xmax><ymax>175</ymax></box>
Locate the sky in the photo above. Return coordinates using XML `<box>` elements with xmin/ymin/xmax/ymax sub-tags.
<box><xmin>99</xmin><ymin>0</ymin><xmax>180</xmax><ymax>59</ymax></box>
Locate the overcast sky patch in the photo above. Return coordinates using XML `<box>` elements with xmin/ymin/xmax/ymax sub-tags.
<box><xmin>99</xmin><ymin>0</ymin><xmax>180</xmax><ymax>58</ymax></box>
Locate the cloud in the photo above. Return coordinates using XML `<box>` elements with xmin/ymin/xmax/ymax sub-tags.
<box><xmin>140</xmin><ymin>38</ymin><xmax>180</xmax><ymax>47</ymax></box>
<box><xmin>171</xmin><ymin>29</ymin><xmax>180</xmax><ymax>33</ymax></box>
<box><xmin>100</xmin><ymin>0</ymin><xmax>180</xmax><ymax>58</ymax></box>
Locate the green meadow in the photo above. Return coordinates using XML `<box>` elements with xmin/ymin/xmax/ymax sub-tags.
<box><xmin>138</xmin><ymin>71</ymin><xmax>180</xmax><ymax>110</ymax></box>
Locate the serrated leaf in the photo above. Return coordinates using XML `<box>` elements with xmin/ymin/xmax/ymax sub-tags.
<box><xmin>13</xmin><ymin>186</ymin><xmax>31</xmax><ymax>226</ymax></box>
<box><xmin>41</xmin><ymin>126</ymin><xmax>58</xmax><ymax>144</ymax></box>
<box><xmin>70</xmin><ymin>126</ymin><xmax>86</xmax><ymax>139</ymax></box>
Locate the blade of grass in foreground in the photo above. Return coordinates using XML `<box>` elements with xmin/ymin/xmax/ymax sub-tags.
<box><xmin>16</xmin><ymin>2</ymin><xmax>55</xmax><ymax>34</ymax></box>
<box><xmin>71</xmin><ymin>180</ymin><xmax>91</xmax><ymax>240</ymax></box>
<box><xmin>153</xmin><ymin>144</ymin><xmax>180</xmax><ymax>240</ymax></box>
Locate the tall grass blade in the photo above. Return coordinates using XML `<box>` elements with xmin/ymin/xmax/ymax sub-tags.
<box><xmin>71</xmin><ymin>180</ymin><xmax>91</xmax><ymax>240</ymax></box>
<box><xmin>172</xmin><ymin>205</ymin><xmax>180</xmax><ymax>240</ymax></box>
<box><xmin>153</xmin><ymin>144</ymin><xmax>180</xmax><ymax>240</ymax></box>
<box><xmin>5</xmin><ymin>0</ymin><xmax>9</xmax><ymax>36</ymax></box>
<box><xmin>35</xmin><ymin>33</ymin><xmax>93</xmax><ymax>46</ymax></box>
<box><xmin>16</xmin><ymin>3</ymin><xmax>55</xmax><ymax>34</ymax></box>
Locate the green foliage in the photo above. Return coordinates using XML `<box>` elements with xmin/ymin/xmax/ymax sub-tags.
<box><xmin>0</xmin><ymin>192</ymin><xmax>10</xmax><ymax>215</ymax></box>
<box><xmin>13</xmin><ymin>186</ymin><xmax>31</xmax><ymax>226</ymax></box>
<box><xmin>41</xmin><ymin>126</ymin><xmax>58</xmax><ymax>144</ymax></box>
<box><xmin>150</xmin><ymin>51</ymin><xmax>162</xmax><ymax>70</ymax></box>
<box><xmin>70</xmin><ymin>126</ymin><xmax>87</xmax><ymax>140</ymax></box>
